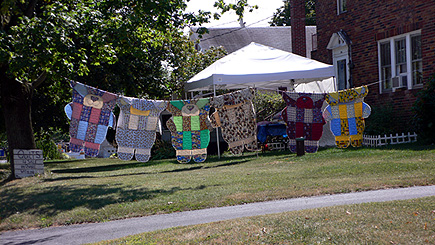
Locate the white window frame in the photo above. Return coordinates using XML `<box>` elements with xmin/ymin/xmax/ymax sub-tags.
<box><xmin>337</xmin><ymin>0</ymin><xmax>347</xmax><ymax>14</ymax></box>
<box><xmin>377</xmin><ymin>30</ymin><xmax>422</xmax><ymax>93</ymax></box>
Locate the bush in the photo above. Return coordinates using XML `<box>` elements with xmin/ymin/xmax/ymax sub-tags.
<box><xmin>364</xmin><ymin>105</ymin><xmax>397</xmax><ymax>135</ymax></box>
<box><xmin>253</xmin><ymin>90</ymin><xmax>286</xmax><ymax>122</ymax></box>
<box><xmin>151</xmin><ymin>137</ymin><xmax>175</xmax><ymax>160</ymax></box>
<box><xmin>413</xmin><ymin>74</ymin><xmax>435</xmax><ymax>144</ymax></box>
<box><xmin>34</xmin><ymin>128</ymin><xmax>68</xmax><ymax>160</ymax></box>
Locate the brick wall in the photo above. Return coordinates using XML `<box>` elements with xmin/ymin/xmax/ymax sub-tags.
<box><xmin>290</xmin><ymin>0</ymin><xmax>306</xmax><ymax>57</ymax></box>
<box><xmin>312</xmin><ymin>0</ymin><xmax>435</xmax><ymax>132</ymax></box>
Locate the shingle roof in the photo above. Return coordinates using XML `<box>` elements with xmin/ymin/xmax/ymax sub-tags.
<box><xmin>190</xmin><ymin>26</ymin><xmax>316</xmax><ymax>57</ymax></box>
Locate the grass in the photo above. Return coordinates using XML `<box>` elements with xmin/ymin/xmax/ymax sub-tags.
<box><xmin>96</xmin><ymin>196</ymin><xmax>435</xmax><ymax>244</ymax></box>
<box><xmin>0</xmin><ymin>143</ymin><xmax>434</xmax><ymax>231</ymax></box>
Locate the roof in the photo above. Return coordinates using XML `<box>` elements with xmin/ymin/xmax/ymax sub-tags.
<box><xmin>190</xmin><ymin>26</ymin><xmax>316</xmax><ymax>57</ymax></box>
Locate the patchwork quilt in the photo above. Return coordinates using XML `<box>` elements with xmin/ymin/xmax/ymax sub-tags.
<box><xmin>116</xmin><ymin>96</ymin><xmax>167</xmax><ymax>162</ymax></box>
<box><xmin>281</xmin><ymin>92</ymin><xmax>326</xmax><ymax>153</ymax></box>
<box><xmin>210</xmin><ymin>88</ymin><xmax>258</xmax><ymax>155</ymax></box>
<box><xmin>323</xmin><ymin>86</ymin><xmax>371</xmax><ymax>148</ymax></box>
<box><xmin>64</xmin><ymin>81</ymin><xmax>118</xmax><ymax>157</ymax></box>
<box><xmin>166</xmin><ymin>98</ymin><xmax>213</xmax><ymax>163</ymax></box>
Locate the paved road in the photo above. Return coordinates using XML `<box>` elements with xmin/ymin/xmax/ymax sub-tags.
<box><xmin>1</xmin><ymin>185</ymin><xmax>435</xmax><ymax>245</ymax></box>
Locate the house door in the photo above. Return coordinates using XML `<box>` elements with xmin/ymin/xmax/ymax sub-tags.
<box><xmin>327</xmin><ymin>32</ymin><xmax>351</xmax><ymax>91</ymax></box>
<box><xmin>332</xmin><ymin>45</ymin><xmax>350</xmax><ymax>90</ymax></box>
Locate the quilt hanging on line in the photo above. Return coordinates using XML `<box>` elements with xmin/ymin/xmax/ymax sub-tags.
<box><xmin>210</xmin><ymin>88</ymin><xmax>258</xmax><ymax>155</ymax></box>
<box><xmin>116</xmin><ymin>96</ymin><xmax>167</xmax><ymax>162</ymax></box>
<box><xmin>281</xmin><ymin>92</ymin><xmax>326</xmax><ymax>153</ymax></box>
<box><xmin>166</xmin><ymin>98</ymin><xmax>213</xmax><ymax>163</ymax></box>
<box><xmin>64</xmin><ymin>81</ymin><xmax>118</xmax><ymax>157</ymax></box>
<box><xmin>323</xmin><ymin>86</ymin><xmax>371</xmax><ymax>148</ymax></box>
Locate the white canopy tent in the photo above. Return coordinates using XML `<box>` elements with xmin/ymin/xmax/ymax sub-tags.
<box><xmin>185</xmin><ymin>42</ymin><xmax>336</xmax><ymax>92</ymax></box>
<box><xmin>184</xmin><ymin>42</ymin><xmax>337</xmax><ymax>156</ymax></box>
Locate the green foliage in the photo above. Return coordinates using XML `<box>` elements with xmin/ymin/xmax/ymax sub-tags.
<box><xmin>32</xmin><ymin>80</ymin><xmax>71</xmax><ymax>134</ymax></box>
<box><xmin>270</xmin><ymin>0</ymin><xmax>316</xmax><ymax>26</ymax></box>
<box><xmin>166</xmin><ymin>36</ymin><xmax>227</xmax><ymax>98</ymax></box>
<box><xmin>413</xmin><ymin>74</ymin><xmax>435</xmax><ymax>144</ymax></box>
<box><xmin>151</xmin><ymin>138</ymin><xmax>176</xmax><ymax>160</ymax></box>
<box><xmin>213</xmin><ymin>0</ymin><xmax>258</xmax><ymax>21</ymax></box>
<box><xmin>364</xmin><ymin>105</ymin><xmax>397</xmax><ymax>135</ymax></box>
<box><xmin>34</xmin><ymin>128</ymin><xmax>68</xmax><ymax>160</ymax></box>
<box><xmin>253</xmin><ymin>90</ymin><xmax>286</xmax><ymax>122</ymax></box>
<box><xmin>0</xmin><ymin>0</ymin><xmax>212</xmax><ymax>97</ymax></box>
<box><xmin>0</xmin><ymin>0</ymin><xmax>216</xmax><ymax>162</ymax></box>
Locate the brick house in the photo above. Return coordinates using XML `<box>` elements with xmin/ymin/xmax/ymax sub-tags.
<box><xmin>311</xmin><ymin>0</ymin><xmax>435</xmax><ymax>132</ymax></box>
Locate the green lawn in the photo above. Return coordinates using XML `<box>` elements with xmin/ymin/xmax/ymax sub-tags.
<box><xmin>1</xmin><ymin>143</ymin><xmax>434</xmax><ymax>231</ymax></box>
<box><xmin>96</xmin><ymin>196</ymin><xmax>435</xmax><ymax>244</ymax></box>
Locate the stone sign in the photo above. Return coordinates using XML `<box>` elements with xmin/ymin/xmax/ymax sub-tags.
<box><xmin>13</xmin><ymin>149</ymin><xmax>44</xmax><ymax>178</ymax></box>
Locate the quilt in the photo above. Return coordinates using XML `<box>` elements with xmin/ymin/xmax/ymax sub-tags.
<box><xmin>281</xmin><ymin>92</ymin><xmax>326</xmax><ymax>153</ymax></box>
<box><xmin>210</xmin><ymin>88</ymin><xmax>258</xmax><ymax>155</ymax></box>
<box><xmin>116</xmin><ymin>96</ymin><xmax>167</xmax><ymax>162</ymax></box>
<box><xmin>323</xmin><ymin>86</ymin><xmax>371</xmax><ymax>148</ymax></box>
<box><xmin>64</xmin><ymin>81</ymin><xmax>117</xmax><ymax>157</ymax></box>
<box><xmin>166</xmin><ymin>98</ymin><xmax>213</xmax><ymax>163</ymax></box>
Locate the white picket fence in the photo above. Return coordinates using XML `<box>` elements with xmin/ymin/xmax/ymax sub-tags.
<box><xmin>363</xmin><ymin>132</ymin><xmax>417</xmax><ymax>147</ymax></box>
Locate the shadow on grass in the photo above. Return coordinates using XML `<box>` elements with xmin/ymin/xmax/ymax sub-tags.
<box><xmin>51</xmin><ymin>160</ymin><xmax>161</xmax><ymax>174</ymax></box>
<box><xmin>161</xmin><ymin>160</ymin><xmax>250</xmax><ymax>174</ymax></box>
<box><xmin>44</xmin><ymin>159</ymin><xmax>88</xmax><ymax>164</ymax></box>
<box><xmin>0</xmin><ymin>182</ymin><xmax>220</xmax><ymax>221</ymax></box>
<box><xmin>45</xmin><ymin>159</ymin><xmax>251</xmax><ymax>182</ymax></box>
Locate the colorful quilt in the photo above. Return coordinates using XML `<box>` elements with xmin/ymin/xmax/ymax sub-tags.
<box><xmin>323</xmin><ymin>86</ymin><xmax>371</xmax><ymax>148</ymax></box>
<box><xmin>281</xmin><ymin>92</ymin><xmax>326</xmax><ymax>153</ymax></box>
<box><xmin>116</xmin><ymin>96</ymin><xmax>167</xmax><ymax>162</ymax></box>
<box><xmin>166</xmin><ymin>98</ymin><xmax>213</xmax><ymax>163</ymax></box>
<box><xmin>210</xmin><ymin>88</ymin><xmax>258</xmax><ymax>155</ymax></box>
<box><xmin>64</xmin><ymin>81</ymin><xmax>118</xmax><ymax>157</ymax></box>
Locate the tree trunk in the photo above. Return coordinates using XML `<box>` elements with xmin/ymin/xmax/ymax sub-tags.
<box><xmin>0</xmin><ymin>67</ymin><xmax>36</xmax><ymax>179</ymax></box>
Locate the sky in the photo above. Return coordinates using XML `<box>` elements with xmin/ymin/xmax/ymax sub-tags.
<box><xmin>185</xmin><ymin>0</ymin><xmax>285</xmax><ymax>28</ymax></box>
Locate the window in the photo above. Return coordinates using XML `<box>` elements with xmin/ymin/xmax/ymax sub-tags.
<box><xmin>338</xmin><ymin>0</ymin><xmax>347</xmax><ymax>14</ymax></box>
<box><xmin>337</xmin><ymin>59</ymin><xmax>347</xmax><ymax>90</ymax></box>
<box><xmin>411</xmin><ymin>35</ymin><xmax>423</xmax><ymax>85</ymax></box>
<box><xmin>380</xmin><ymin>42</ymin><xmax>392</xmax><ymax>90</ymax></box>
<box><xmin>378</xmin><ymin>31</ymin><xmax>422</xmax><ymax>92</ymax></box>
<box><xmin>395</xmin><ymin>38</ymin><xmax>407</xmax><ymax>76</ymax></box>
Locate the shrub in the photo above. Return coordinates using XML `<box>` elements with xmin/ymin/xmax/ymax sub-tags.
<box><xmin>34</xmin><ymin>128</ymin><xmax>68</xmax><ymax>160</ymax></box>
<box><xmin>364</xmin><ymin>105</ymin><xmax>398</xmax><ymax>135</ymax></box>
<box><xmin>151</xmin><ymin>137</ymin><xmax>175</xmax><ymax>160</ymax></box>
<box><xmin>253</xmin><ymin>89</ymin><xmax>286</xmax><ymax>122</ymax></box>
<box><xmin>413</xmin><ymin>74</ymin><xmax>435</xmax><ymax>144</ymax></box>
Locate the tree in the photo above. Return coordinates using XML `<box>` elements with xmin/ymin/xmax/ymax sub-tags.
<box><xmin>0</xmin><ymin>0</ymin><xmax>209</xmax><ymax>178</ymax></box>
<box><xmin>165</xmin><ymin>36</ymin><xmax>227</xmax><ymax>98</ymax></box>
<box><xmin>270</xmin><ymin>0</ymin><xmax>316</xmax><ymax>26</ymax></box>
<box><xmin>413</xmin><ymin>74</ymin><xmax>435</xmax><ymax>144</ymax></box>
<box><xmin>213</xmin><ymin>0</ymin><xmax>258</xmax><ymax>21</ymax></box>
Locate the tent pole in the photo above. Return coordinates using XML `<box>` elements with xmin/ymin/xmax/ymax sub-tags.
<box><xmin>213</xmin><ymin>84</ymin><xmax>221</xmax><ymax>159</ymax></box>
<box><xmin>253</xmin><ymin>86</ymin><xmax>259</xmax><ymax>158</ymax></box>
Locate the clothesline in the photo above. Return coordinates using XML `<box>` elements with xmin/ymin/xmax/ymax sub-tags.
<box><xmin>65</xmin><ymin>81</ymin><xmax>372</xmax><ymax>163</ymax></box>
<box><xmin>365</xmin><ymin>80</ymin><xmax>382</xmax><ymax>87</ymax></box>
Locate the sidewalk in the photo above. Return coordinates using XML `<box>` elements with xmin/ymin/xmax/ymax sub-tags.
<box><xmin>1</xmin><ymin>185</ymin><xmax>435</xmax><ymax>245</ymax></box>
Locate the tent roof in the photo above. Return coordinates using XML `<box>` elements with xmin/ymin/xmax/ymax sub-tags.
<box><xmin>185</xmin><ymin>42</ymin><xmax>335</xmax><ymax>92</ymax></box>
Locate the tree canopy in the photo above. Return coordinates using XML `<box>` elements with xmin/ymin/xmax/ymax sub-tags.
<box><xmin>1</xmin><ymin>0</ymin><xmax>213</xmax><ymax>97</ymax></box>
<box><xmin>0</xmin><ymin>0</ymin><xmax>249</xmax><ymax>178</ymax></box>
<box><xmin>270</xmin><ymin>0</ymin><xmax>316</xmax><ymax>26</ymax></box>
